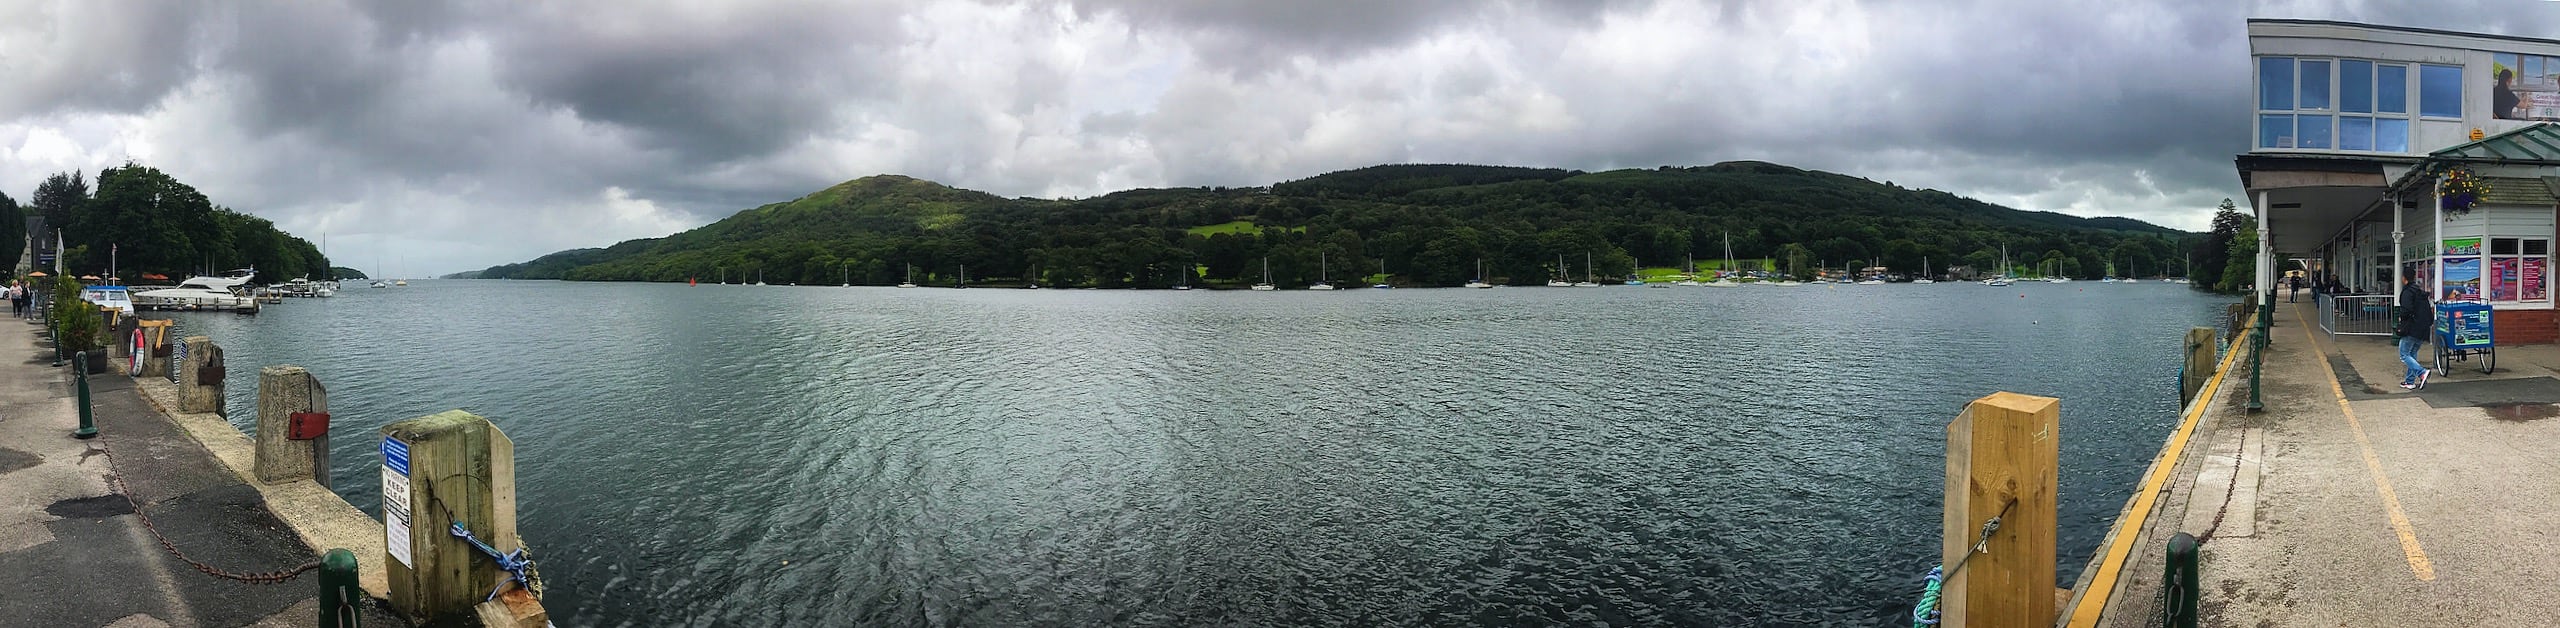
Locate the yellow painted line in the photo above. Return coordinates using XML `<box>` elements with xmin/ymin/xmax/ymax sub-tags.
<box><xmin>2296</xmin><ymin>307</ymin><xmax>2436</xmax><ymax>580</ymax></box>
<box><xmin>2064</xmin><ymin>313</ymin><xmax>2255</xmax><ymax>628</ymax></box>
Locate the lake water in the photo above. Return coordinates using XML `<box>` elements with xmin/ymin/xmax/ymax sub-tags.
<box><xmin>161</xmin><ymin>279</ymin><xmax>2227</xmax><ymax>626</ymax></box>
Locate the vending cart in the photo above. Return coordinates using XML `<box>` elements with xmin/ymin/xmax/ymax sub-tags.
<box><xmin>2435</xmin><ymin>301</ymin><xmax>2495</xmax><ymax>374</ymax></box>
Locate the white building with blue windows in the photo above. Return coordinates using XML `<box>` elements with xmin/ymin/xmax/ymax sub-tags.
<box><xmin>2245</xmin><ymin>19</ymin><xmax>2560</xmax><ymax>344</ymax></box>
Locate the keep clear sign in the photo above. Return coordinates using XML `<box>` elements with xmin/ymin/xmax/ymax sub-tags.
<box><xmin>381</xmin><ymin>436</ymin><xmax>414</xmax><ymax>567</ymax></box>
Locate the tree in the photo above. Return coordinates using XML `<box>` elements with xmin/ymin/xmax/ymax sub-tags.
<box><xmin>30</xmin><ymin>171</ymin><xmax>86</xmax><ymax>233</ymax></box>
<box><xmin>2193</xmin><ymin>198</ymin><xmax>2245</xmax><ymax>292</ymax></box>
<box><xmin>0</xmin><ymin>192</ymin><xmax>21</xmax><ymax>273</ymax></box>
<box><xmin>2220</xmin><ymin>216</ymin><xmax>2258</xmax><ymax>292</ymax></box>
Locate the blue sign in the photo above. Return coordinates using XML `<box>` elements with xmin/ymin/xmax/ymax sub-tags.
<box><xmin>382</xmin><ymin>437</ymin><xmax>411</xmax><ymax>476</ymax></box>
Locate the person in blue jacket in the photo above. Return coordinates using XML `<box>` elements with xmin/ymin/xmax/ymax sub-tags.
<box><xmin>2396</xmin><ymin>270</ymin><xmax>2432</xmax><ymax>389</ymax></box>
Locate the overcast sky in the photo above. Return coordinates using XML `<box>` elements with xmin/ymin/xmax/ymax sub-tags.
<box><xmin>3</xmin><ymin>1</ymin><xmax>2554</xmax><ymax>276</ymax></box>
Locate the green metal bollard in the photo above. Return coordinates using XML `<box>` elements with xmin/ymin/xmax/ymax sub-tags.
<box><xmin>2248</xmin><ymin>295</ymin><xmax>2269</xmax><ymax>412</ymax></box>
<box><xmin>319</xmin><ymin>548</ymin><xmax>361</xmax><ymax>628</ymax></box>
<box><xmin>73</xmin><ymin>351</ymin><xmax>95</xmax><ymax>439</ymax></box>
<box><xmin>2165</xmin><ymin>532</ymin><xmax>2200</xmax><ymax>628</ymax></box>
<box><xmin>49</xmin><ymin>326</ymin><xmax>63</xmax><ymax>367</ymax></box>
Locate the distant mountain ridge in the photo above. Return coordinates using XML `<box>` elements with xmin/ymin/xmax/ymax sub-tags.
<box><xmin>465</xmin><ymin>162</ymin><xmax>2192</xmax><ymax>286</ymax></box>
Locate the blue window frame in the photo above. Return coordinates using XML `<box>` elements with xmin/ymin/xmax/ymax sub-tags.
<box><xmin>2420</xmin><ymin>64</ymin><xmax>2462</xmax><ymax>117</ymax></box>
<box><xmin>2260</xmin><ymin>57</ymin><xmax>2294</xmax><ymax>110</ymax></box>
<box><xmin>2341</xmin><ymin>60</ymin><xmax>2373</xmax><ymax>113</ymax></box>
<box><xmin>2300</xmin><ymin>60</ymin><xmax>2331</xmax><ymax>110</ymax></box>
<box><xmin>2260</xmin><ymin>114</ymin><xmax>2295</xmax><ymax>148</ymax></box>
<box><xmin>2377</xmin><ymin>118</ymin><xmax>2410</xmax><ymax>152</ymax></box>
<box><xmin>2378</xmin><ymin>65</ymin><xmax>2408</xmax><ymax>114</ymax></box>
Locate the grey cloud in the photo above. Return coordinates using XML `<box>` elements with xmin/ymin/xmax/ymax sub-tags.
<box><xmin>0</xmin><ymin>1</ymin><xmax>214</xmax><ymax>118</ymax></box>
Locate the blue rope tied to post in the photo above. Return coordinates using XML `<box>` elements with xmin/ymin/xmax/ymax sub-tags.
<box><xmin>450</xmin><ymin>522</ymin><xmax>533</xmax><ymax>602</ymax></box>
<box><xmin>1912</xmin><ymin>565</ymin><xmax>1944</xmax><ymax>626</ymax></box>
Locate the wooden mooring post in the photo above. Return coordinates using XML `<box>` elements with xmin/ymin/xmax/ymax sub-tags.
<box><xmin>380</xmin><ymin>410</ymin><xmax>546</xmax><ymax>626</ymax></box>
<box><xmin>251</xmin><ymin>366</ymin><xmax>329</xmax><ymax>488</ymax></box>
<box><xmin>1941</xmin><ymin>392</ymin><xmax>2059</xmax><ymax>627</ymax></box>
<box><xmin>136</xmin><ymin>320</ymin><xmax>173</xmax><ymax>378</ymax></box>
<box><xmin>2181</xmin><ymin>327</ymin><xmax>2217</xmax><ymax>406</ymax></box>
<box><xmin>177</xmin><ymin>336</ymin><xmax>225</xmax><ymax>414</ymax></box>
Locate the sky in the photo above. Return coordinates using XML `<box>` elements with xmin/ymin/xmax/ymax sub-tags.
<box><xmin>3</xmin><ymin>1</ymin><xmax>2556</xmax><ymax>277</ymax></box>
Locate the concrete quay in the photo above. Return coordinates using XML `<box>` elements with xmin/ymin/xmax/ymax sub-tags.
<box><xmin>2078</xmin><ymin>299</ymin><xmax>2560</xmax><ymax>627</ymax></box>
<box><xmin>0</xmin><ymin>317</ymin><xmax>399</xmax><ymax>627</ymax></box>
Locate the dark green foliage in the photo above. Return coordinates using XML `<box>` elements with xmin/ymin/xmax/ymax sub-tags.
<box><xmin>331</xmin><ymin>267</ymin><xmax>369</xmax><ymax>280</ymax></box>
<box><xmin>0</xmin><ymin>192</ymin><xmax>22</xmax><ymax>272</ymax></box>
<box><xmin>35</xmin><ymin>164</ymin><xmax>329</xmax><ymax>281</ymax></box>
<box><xmin>31</xmin><ymin>171</ymin><xmax>86</xmax><ymax>234</ymax></box>
<box><xmin>54</xmin><ymin>298</ymin><xmax>103</xmax><ymax>352</ymax></box>
<box><xmin>474</xmin><ymin>162</ymin><xmax>2201</xmax><ymax>288</ymax></box>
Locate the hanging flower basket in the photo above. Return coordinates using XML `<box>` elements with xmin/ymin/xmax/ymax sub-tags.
<box><xmin>2441</xmin><ymin>166</ymin><xmax>2490</xmax><ymax>218</ymax></box>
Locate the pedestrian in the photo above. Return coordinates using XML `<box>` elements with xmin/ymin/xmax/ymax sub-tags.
<box><xmin>2288</xmin><ymin>274</ymin><xmax>2302</xmax><ymax>302</ymax></box>
<box><xmin>2396</xmin><ymin>270</ymin><xmax>2433</xmax><ymax>390</ymax></box>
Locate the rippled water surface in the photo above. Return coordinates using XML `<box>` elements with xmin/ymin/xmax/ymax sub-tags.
<box><xmin>165</xmin><ymin>280</ymin><xmax>2227</xmax><ymax>626</ymax></box>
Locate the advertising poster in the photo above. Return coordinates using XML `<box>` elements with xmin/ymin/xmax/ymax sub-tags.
<box><xmin>2528</xmin><ymin>258</ymin><xmax>2548</xmax><ymax>301</ymax></box>
<box><xmin>2492</xmin><ymin>257</ymin><xmax>2519</xmax><ymax>300</ymax></box>
<box><xmin>2445</xmin><ymin>237</ymin><xmax>2483</xmax><ymax>256</ymax></box>
<box><xmin>2494</xmin><ymin>53</ymin><xmax>2560</xmax><ymax>121</ymax></box>
<box><xmin>2442</xmin><ymin>256</ymin><xmax>2482</xmax><ymax>301</ymax></box>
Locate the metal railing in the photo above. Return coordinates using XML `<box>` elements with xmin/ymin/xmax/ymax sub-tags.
<box><xmin>2318</xmin><ymin>293</ymin><xmax>2395</xmax><ymax>336</ymax></box>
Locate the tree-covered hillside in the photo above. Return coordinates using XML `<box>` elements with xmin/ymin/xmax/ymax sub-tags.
<box><xmin>28</xmin><ymin>165</ymin><xmax>333</xmax><ymax>281</ymax></box>
<box><xmin>471</xmin><ymin>162</ymin><xmax>2205</xmax><ymax>288</ymax></box>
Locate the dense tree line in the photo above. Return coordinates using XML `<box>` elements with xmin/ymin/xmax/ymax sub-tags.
<box><xmin>23</xmin><ymin>164</ymin><xmax>331</xmax><ymax>281</ymax></box>
<box><xmin>473</xmin><ymin>162</ymin><xmax>2218</xmax><ymax>290</ymax></box>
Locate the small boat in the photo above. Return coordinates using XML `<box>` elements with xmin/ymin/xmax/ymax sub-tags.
<box><xmin>1706</xmin><ymin>234</ymin><xmax>1741</xmax><ymax>287</ymax></box>
<box><xmin>1982</xmin><ymin>245</ymin><xmax>2015</xmax><ymax>286</ymax></box>
<box><xmin>1309</xmin><ymin>253</ymin><xmax>1337</xmax><ymax>290</ymax></box>
<box><xmin>898</xmin><ymin>264</ymin><xmax>918</xmax><ymax>288</ymax></box>
<box><xmin>1252</xmin><ymin>258</ymin><xmax>1278</xmax><ymax>291</ymax></box>
<box><xmin>1573</xmin><ymin>252</ymin><xmax>1600</xmax><ymax>287</ymax></box>
<box><xmin>1548</xmin><ymin>255</ymin><xmax>1572</xmax><ymax>287</ymax></box>
<box><xmin>79</xmin><ymin>285</ymin><xmax>134</xmax><ymax>316</ymax></box>
<box><xmin>1913</xmin><ymin>257</ymin><xmax>1936</xmax><ymax>284</ymax></box>
<box><xmin>1373</xmin><ymin>259</ymin><xmax>1393</xmax><ymax>289</ymax></box>
<box><xmin>1465</xmin><ymin>258</ymin><xmax>1493</xmax><ymax>289</ymax></box>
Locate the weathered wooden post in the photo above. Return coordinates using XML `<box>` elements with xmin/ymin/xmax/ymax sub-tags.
<box><xmin>381</xmin><ymin>411</ymin><xmax>542</xmax><ymax>625</ymax></box>
<box><xmin>253</xmin><ymin>366</ymin><xmax>331</xmax><ymax>488</ymax></box>
<box><xmin>136</xmin><ymin>319</ymin><xmax>174</xmax><ymax>378</ymax></box>
<box><xmin>2181</xmin><ymin>327</ymin><xmax>2217</xmax><ymax>406</ymax></box>
<box><xmin>178</xmin><ymin>336</ymin><xmax>225</xmax><ymax>414</ymax></box>
<box><xmin>1940</xmin><ymin>392</ymin><xmax>2059</xmax><ymax>627</ymax></box>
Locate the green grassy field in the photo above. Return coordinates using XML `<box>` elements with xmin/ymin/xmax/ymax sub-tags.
<box><xmin>1185</xmin><ymin>219</ymin><xmax>1305</xmax><ymax>236</ymax></box>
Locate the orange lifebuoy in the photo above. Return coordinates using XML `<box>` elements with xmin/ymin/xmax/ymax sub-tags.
<box><xmin>129</xmin><ymin>328</ymin><xmax>147</xmax><ymax>376</ymax></box>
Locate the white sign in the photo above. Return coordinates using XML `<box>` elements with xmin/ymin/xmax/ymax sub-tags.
<box><xmin>382</xmin><ymin>465</ymin><xmax>413</xmax><ymax>567</ymax></box>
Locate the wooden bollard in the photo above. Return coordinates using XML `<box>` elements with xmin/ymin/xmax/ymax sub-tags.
<box><xmin>381</xmin><ymin>410</ymin><xmax>522</xmax><ymax>622</ymax></box>
<box><xmin>178</xmin><ymin>336</ymin><xmax>225</xmax><ymax>414</ymax></box>
<box><xmin>137</xmin><ymin>320</ymin><xmax>173</xmax><ymax>378</ymax></box>
<box><xmin>2181</xmin><ymin>327</ymin><xmax>2217</xmax><ymax>406</ymax></box>
<box><xmin>252</xmin><ymin>366</ymin><xmax>329</xmax><ymax>487</ymax></box>
<box><xmin>1941</xmin><ymin>392</ymin><xmax>2059</xmax><ymax>627</ymax></box>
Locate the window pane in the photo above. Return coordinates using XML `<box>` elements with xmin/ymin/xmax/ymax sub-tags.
<box><xmin>2261</xmin><ymin>57</ymin><xmax>2295</xmax><ymax>110</ymax></box>
<box><xmin>2260</xmin><ymin>114</ymin><xmax>2295</xmax><ymax>148</ymax></box>
<box><xmin>2297</xmin><ymin>114</ymin><xmax>2332</xmax><ymax>148</ymax></box>
<box><xmin>2300</xmin><ymin>60</ymin><xmax>2331</xmax><ymax>109</ymax></box>
<box><xmin>2530</xmin><ymin>240</ymin><xmax>2551</xmax><ymax>255</ymax></box>
<box><xmin>2341</xmin><ymin>60</ymin><xmax>2373</xmax><ymax>113</ymax></box>
<box><xmin>2421</xmin><ymin>64</ymin><xmax>2462</xmax><ymax>117</ymax></box>
<box><xmin>2378</xmin><ymin>64</ymin><xmax>2408</xmax><ymax>113</ymax></box>
<box><xmin>2377</xmin><ymin>118</ymin><xmax>2410</xmax><ymax>152</ymax></box>
<box><xmin>2495</xmin><ymin>238</ymin><xmax>2521</xmax><ymax>255</ymax></box>
<box><xmin>2494</xmin><ymin>257</ymin><xmax>2519</xmax><ymax>301</ymax></box>
<box><xmin>2340</xmin><ymin>116</ymin><xmax>2374</xmax><ymax>150</ymax></box>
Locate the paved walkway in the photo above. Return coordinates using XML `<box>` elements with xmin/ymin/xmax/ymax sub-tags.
<box><xmin>2125</xmin><ymin>300</ymin><xmax>2560</xmax><ymax>626</ymax></box>
<box><xmin>0</xmin><ymin>317</ymin><xmax>394</xmax><ymax>627</ymax></box>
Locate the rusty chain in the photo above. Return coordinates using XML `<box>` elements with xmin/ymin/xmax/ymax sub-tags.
<box><xmin>95</xmin><ymin>437</ymin><xmax>322</xmax><ymax>584</ymax></box>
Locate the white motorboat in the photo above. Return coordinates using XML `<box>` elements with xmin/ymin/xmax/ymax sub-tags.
<box><xmin>135</xmin><ymin>271</ymin><xmax>259</xmax><ymax>311</ymax></box>
<box><xmin>79</xmin><ymin>285</ymin><xmax>135</xmax><ymax>316</ymax></box>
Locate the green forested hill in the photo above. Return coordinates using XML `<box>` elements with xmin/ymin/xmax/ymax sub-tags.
<box><xmin>468</xmin><ymin>162</ymin><xmax>2202</xmax><ymax>287</ymax></box>
<box><xmin>28</xmin><ymin>165</ymin><xmax>332</xmax><ymax>281</ymax></box>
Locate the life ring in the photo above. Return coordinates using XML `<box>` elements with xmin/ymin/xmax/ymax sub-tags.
<box><xmin>129</xmin><ymin>328</ymin><xmax>147</xmax><ymax>376</ymax></box>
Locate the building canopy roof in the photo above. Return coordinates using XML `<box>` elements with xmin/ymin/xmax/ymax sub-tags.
<box><xmin>2390</xmin><ymin>123</ymin><xmax>2560</xmax><ymax>193</ymax></box>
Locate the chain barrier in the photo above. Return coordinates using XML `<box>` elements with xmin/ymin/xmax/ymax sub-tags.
<box><xmin>95</xmin><ymin>437</ymin><xmax>321</xmax><ymax>583</ymax></box>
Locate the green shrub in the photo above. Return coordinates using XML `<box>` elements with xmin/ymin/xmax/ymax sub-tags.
<box><xmin>54</xmin><ymin>298</ymin><xmax>103</xmax><ymax>353</ymax></box>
